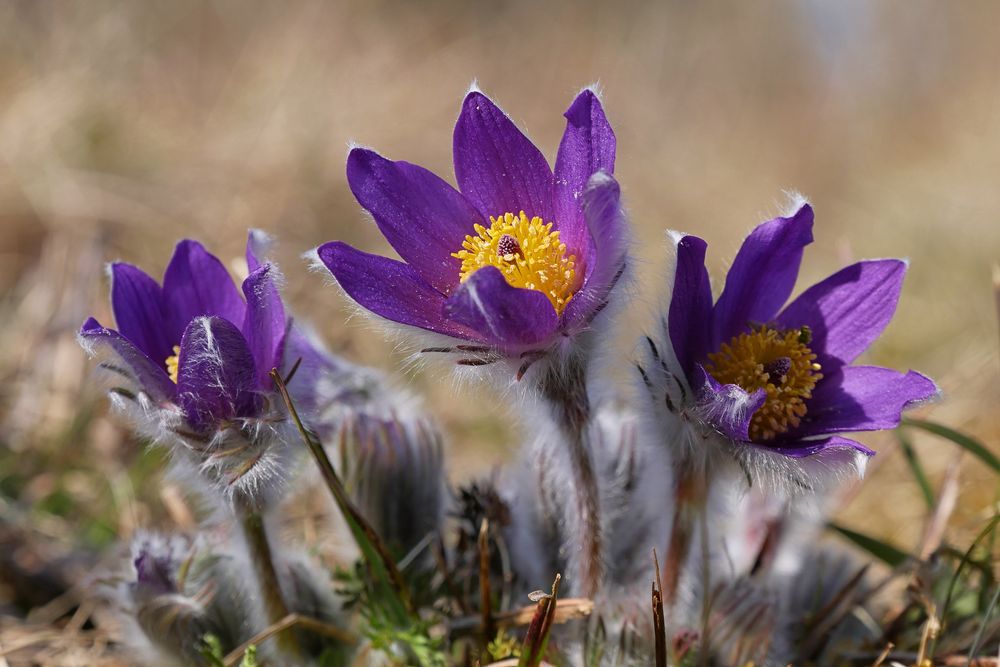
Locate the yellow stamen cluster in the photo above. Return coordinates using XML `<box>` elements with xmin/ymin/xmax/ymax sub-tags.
<box><xmin>165</xmin><ymin>345</ymin><xmax>181</xmax><ymax>384</ymax></box>
<box><xmin>452</xmin><ymin>211</ymin><xmax>577</xmax><ymax>314</ymax></box>
<box><xmin>705</xmin><ymin>325</ymin><xmax>823</xmax><ymax>441</ymax></box>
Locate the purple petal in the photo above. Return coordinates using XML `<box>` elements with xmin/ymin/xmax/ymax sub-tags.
<box><xmin>453</xmin><ymin>91</ymin><xmax>554</xmax><ymax>223</ymax></box>
<box><xmin>553</xmin><ymin>89</ymin><xmax>616</xmax><ymax>257</ymax></box>
<box><xmin>347</xmin><ymin>148</ymin><xmax>483</xmax><ymax>293</ymax></box>
<box><xmin>444</xmin><ymin>266</ymin><xmax>559</xmax><ymax>347</ymax></box>
<box><xmin>777</xmin><ymin>260</ymin><xmax>906</xmax><ymax>369</ymax></box>
<box><xmin>162</xmin><ymin>240</ymin><xmax>246</xmax><ymax>340</ymax></box>
<box><xmin>792</xmin><ymin>365</ymin><xmax>938</xmax><ymax>437</ymax></box>
<box><xmin>176</xmin><ymin>316</ymin><xmax>260</xmax><ymax>431</ymax></box>
<box><xmin>666</xmin><ymin>234</ymin><xmax>713</xmax><ymax>379</ymax></box>
<box><xmin>110</xmin><ymin>263</ymin><xmax>173</xmax><ymax>363</ymax></box>
<box><xmin>241</xmin><ymin>264</ymin><xmax>287</xmax><ymax>390</ymax></box>
<box><xmin>134</xmin><ymin>549</ymin><xmax>177</xmax><ymax>595</ymax></box>
<box><xmin>756</xmin><ymin>436</ymin><xmax>875</xmax><ymax>481</ymax></box>
<box><xmin>692</xmin><ymin>364</ymin><xmax>767</xmax><ymax>442</ymax></box>
<box><xmin>763</xmin><ymin>435</ymin><xmax>875</xmax><ymax>459</ymax></box>
<box><xmin>560</xmin><ymin>171</ymin><xmax>627</xmax><ymax>331</ymax></box>
<box><xmin>246</xmin><ymin>229</ymin><xmax>273</xmax><ymax>273</ymax></box>
<box><xmin>712</xmin><ymin>204</ymin><xmax>814</xmax><ymax>348</ymax></box>
<box><xmin>79</xmin><ymin>318</ymin><xmax>176</xmax><ymax>401</ymax></box>
<box><xmin>318</xmin><ymin>241</ymin><xmax>480</xmax><ymax>340</ymax></box>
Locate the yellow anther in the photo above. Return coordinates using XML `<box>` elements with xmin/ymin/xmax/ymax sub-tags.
<box><xmin>165</xmin><ymin>345</ymin><xmax>181</xmax><ymax>384</ymax></box>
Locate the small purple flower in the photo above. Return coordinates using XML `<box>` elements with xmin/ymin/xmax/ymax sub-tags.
<box><xmin>317</xmin><ymin>87</ymin><xmax>628</xmax><ymax>357</ymax></box>
<box><xmin>79</xmin><ymin>232</ymin><xmax>286</xmax><ymax>432</ymax></box>
<box><xmin>79</xmin><ymin>233</ymin><xmax>298</xmax><ymax>507</ymax></box>
<box><xmin>651</xmin><ymin>201</ymin><xmax>937</xmax><ymax>481</ymax></box>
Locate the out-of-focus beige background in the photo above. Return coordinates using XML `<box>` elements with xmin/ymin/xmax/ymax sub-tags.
<box><xmin>1</xmin><ymin>0</ymin><xmax>998</xmax><ymax>562</ymax></box>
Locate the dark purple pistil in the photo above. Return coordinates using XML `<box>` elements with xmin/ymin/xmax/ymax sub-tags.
<box><xmin>496</xmin><ymin>234</ymin><xmax>522</xmax><ymax>259</ymax></box>
<box><xmin>762</xmin><ymin>356</ymin><xmax>792</xmax><ymax>384</ymax></box>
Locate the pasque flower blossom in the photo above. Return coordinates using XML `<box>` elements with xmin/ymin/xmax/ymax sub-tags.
<box><xmin>318</xmin><ymin>88</ymin><xmax>632</xmax><ymax>598</ymax></box>
<box><xmin>80</xmin><ymin>234</ymin><xmax>286</xmax><ymax>431</ymax></box>
<box><xmin>645</xmin><ymin>201</ymin><xmax>937</xmax><ymax>484</ymax></box>
<box><xmin>318</xmin><ymin>87</ymin><xmax>627</xmax><ymax>358</ymax></box>
<box><xmin>79</xmin><ymin>233</ymin><xmax>295</xmax><ymax>506</ymax></box>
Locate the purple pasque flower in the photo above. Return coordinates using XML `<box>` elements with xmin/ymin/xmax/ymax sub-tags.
<box><xmin>79</xmin><ymin>232</ymin><xmax>298</xmax><ymax>507</ymax></box>
<box><xmin>318</xmin><ymin>87</ymin><xmax>628</xmax><ymax>361</ymax></box>
<box><xmin>80</xmin><ymin>232</ymin><xmax>286</xmax><ymax>433</ymax></box>
<box><xmin>649</xmin><ymin>201</ymin><xmax>937</xmax><ymax>483</ymax></box>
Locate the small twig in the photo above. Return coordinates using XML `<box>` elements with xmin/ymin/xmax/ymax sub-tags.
<box><xmin>448</xmin><ymin>597</ymin><xmax>593</xmax><ymax>635</ymax></box>
<box><xmin>652</xmin><ymin>549</ymin><xmax>666</xmax><ymax>667</ymax></box>
<box><xmin>479</xmin><ymin>518</ymin><xmax>495</xmax><ymax>645</ymax></box>
<box><xmin>222</xmin><ymin>613</ymin><xmax>356</xmax><ymax>667</ymax></box>
<box><xmin>871</xmin><ymin>642</ymin><xmax>894</xmax><ymax>667</ymax></box>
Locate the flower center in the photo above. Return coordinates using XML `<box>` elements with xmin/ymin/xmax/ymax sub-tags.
<box><xmin>165</xmin><ymin>345</ymin><xmax>180</xmax><ymax>384</ymax></box>
<box><xmin>705</xmin><ymin>325</ymin><xmax>823</xmax><ymax>441</ymax></box>
<box><xmin>452</xmin><ymin>211</ymin><xmax>577</xmax><ymax>315</ymax></box>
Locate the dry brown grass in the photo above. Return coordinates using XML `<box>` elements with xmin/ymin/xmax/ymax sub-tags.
<box><xmin>0</xmin><ymin>1</ymin><xmax>998</xmax><ymax>663</ymax></box>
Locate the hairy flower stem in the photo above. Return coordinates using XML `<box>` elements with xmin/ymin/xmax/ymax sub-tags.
<box><xmin>538</xmin><ymin>354</ymin><xmax>603</xmax><ymax>598</ymax></box>
<box><xmin>662</xmin><ymin>472</ymin><xmax>708</xmax><ymax>605</ymax></box>
<box><xmin>238</xmin><ymin>508</ymin><xmax>300</xmax><ymax>658</ymax></box>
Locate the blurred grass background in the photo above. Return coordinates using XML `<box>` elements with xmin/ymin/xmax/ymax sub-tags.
<box><xmin>0</xmin><ymin>0</ymin><xmax>998</xmax><ymax>661</ymax></box>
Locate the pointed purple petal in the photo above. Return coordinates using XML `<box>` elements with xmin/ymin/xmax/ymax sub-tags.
<box><xmin>560</xmin><ymin>172</ymin><xmax>628</xmax><ymax>331</ymax></box>
<box><xmin>793</xmin><ymin>365</ymin><xmax>938</xmax><ymax>437</ymax></box>
<box><xmin>176</xmin><ymin>316</ymin><xmax>260</xmax><ymax>431</ymax></box>
<box><xmin>242</xmin><ymin>264</ymin><xmax>286</xmax><ymax>389</ymax></box>
<box><xmin>318</xmin><ymin>241</ymin><xmax>480</xmax><ymax>340</ymax></box>
<box><xmin>666</xmin><ymin>234</ymin><xmax>713</xmax><ymax>378</ymax></box>
<box><xmin>347</xmin><ymin>148</ymin><xmax>483</xmax><ymax>293</ymax></box>
<box><xmin>444</xmin><ymin>266</ymin><xmax>558</xmax><ymax>347</ymax></box>
<box><xmin>777</xmin><ymin>259</ymin><xmax>906</xmax><ymax>368</ymax></box>
<box><xmin>762</xmin><ymin>435</ymin><xmax>875</xmax><ymax>459</ymax></box>
<box><xmin>453</xmin><ymin>91</ymin><xmax>554</xmax><ymax>223</ymax></box>
<box><xmin>79</xmin><ymin>317</ymin><xmax>176</xmax><ymax>401</ymax></box>
<box><xmin>246</xmin><ymin>229</ymin><xmax>273</xmax><ymax>273</ymax></box>
<box><xmin>553</xmin><ymin>89</ymin><xmax>616</xmax><ymax>257</ymax></box>
<box><xmin>712</xmin><ymin>204</ymin><xmax>814</xmax><ymax>347</ymax></box>
<box><xmin>162</xmin><ymin>240</ymin><xmax>246</xmax><ymax>340</ymax></box>
<box><xmin>110</xmin><ymin>263</ymin><xmax>173</xmax><ymax>363</ymax></box>
<box><xmin>692</xmin><ymin>364</ymin><xmax>767</xmax><ymax>442</ymax></box>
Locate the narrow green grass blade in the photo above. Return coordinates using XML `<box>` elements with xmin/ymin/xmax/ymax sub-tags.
<box><xmin>941</xmin><ymin>514</ymin><xmax>1000</xmax><ymax>627</ymax></box>
<box><xmin>896</xmin><ymin>430</ymin><xmax>936</xmax><ymax>509</ymax></box>
<box><xmin>968</xmin><ymin>584</ymin><xmax>1000</xmax><ymax>662</ymax></box>
<box><xmin>903</xmin><ymin>418</ymin><xmax>1000</xmax><ymax>474</ymax></box>
<box><xmin>828</xmin><ymin>523</ymin><xmax>909</xmax><ymax>568</ymax></box>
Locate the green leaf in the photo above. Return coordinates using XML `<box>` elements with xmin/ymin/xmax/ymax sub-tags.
<box><xmin>199</xmin><ymin>634</ymin><xmax>226</xmax><ymax>667</ymax></box>
<box><xmin>239</xmin><ymin>645</ymin><xmax>259</xmax><ymax>667</ymax></box>
<box><xmin>896</xmin><ymin>430</ymin><xmax>936</xmax><ymax>509</ymax></box>
<box><xmin>903</xmin><ymin>418</ymin><xmax>1000</xmax><ymax>475</ymax></box>
<box><xmin>828</xmin><ymin>523</ymin><xmax>909</xmax><ymax>568</ymax></box>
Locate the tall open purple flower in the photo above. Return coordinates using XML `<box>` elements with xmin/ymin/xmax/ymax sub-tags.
<box><xmin>317</xmin><ymin>87</ymin><xmax>627</xmax><ymax>361</ymax></box>
<box><xmin>644</xmin><ymin>201</ymin><xmax>937</xmax><ymax>487</ymax></box>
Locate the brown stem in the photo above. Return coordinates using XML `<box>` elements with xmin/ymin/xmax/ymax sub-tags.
<box><xmin>478</xmin><ymin>518</ymin><xmax>495</xmax><ymax>647</ymax></box>
<box><xmin>538</xmin><ymin>355</ymin><xmax>603</xmax><ymax>598</ymax></box>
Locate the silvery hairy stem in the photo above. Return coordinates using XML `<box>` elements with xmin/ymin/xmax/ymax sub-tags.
<box><xmin>238</xmin><ymin>506</ymin><xmax>300</xmax><ymax>658</ymax></box>
<box><xmin>536</xmin><ymin>353</ymin><xmax>603</xmax><ymax>598</ymax></box>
